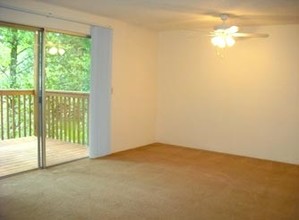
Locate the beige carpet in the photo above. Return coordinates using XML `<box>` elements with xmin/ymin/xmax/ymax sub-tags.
<box><xmin>0</xmin><ymin>143</ymin><xmax>299</xmax><ymax>220</ymax></box>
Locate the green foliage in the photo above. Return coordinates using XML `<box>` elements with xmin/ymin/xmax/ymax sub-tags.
<box><xmin>0</xmin><ymin>26</ymin><xmax>91</xmax><ymax>143</ymax></box>
<box><xmin>0</xmin><ymin>27</ymin><xmax>34</xmax><ymax>89</ymax></box>
<box><xmin>0</xmin><ymin>27</ymin><xmax>91</xmax><ymax>91</ymax></box>
<box><xmin>45</xmin><ymin>32</ymin><xmax>91</xmax><ymax>92</ymax></box>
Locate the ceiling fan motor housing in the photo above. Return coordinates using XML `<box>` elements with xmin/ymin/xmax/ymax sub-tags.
<box><xmin>214</xmin><ymin>14</ymin><xmax>231</xmax><ymax>30</ymax></box>
<box><xmin>220</xmin><ymin>14</ymin><xmax>229</xmax><ymax>21</ymax></box>
<box><xmin>214</xmin><ymin>24</ymin><xmax>231</xmax><ymax>30</ymax></box>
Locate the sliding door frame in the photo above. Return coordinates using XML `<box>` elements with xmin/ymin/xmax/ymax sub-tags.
<box><xmin>1</xmin><ymin>21</ymin><xmax>92</xmax><ymax>170</ymax></box>
<box><xmin>0</xmin><ymin>21</ymin><xmax>46</xmax><ymax>168</ymax></box>
<box><xmin>36</xmin><ymin>28</ymin><xmax>46</xmax><ymax>168</ymax></box>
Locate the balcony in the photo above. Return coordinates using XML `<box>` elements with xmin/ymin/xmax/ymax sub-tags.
<box><xmin>0</xmin><ymin>89</ymin><xmax>89</xmax><ymax>177</ymax></box>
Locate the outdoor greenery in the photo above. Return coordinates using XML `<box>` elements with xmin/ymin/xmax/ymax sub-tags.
<box><xmin>45</xmin><ymin>32</ymin><xmax>91</xmax><ymax>91</ymax></box>
<box><xmin>0</xmin><ymin>26</ymin><xmax>91</xmax><ymax>91</ymax></box>
<box><xmin>0</xmin><ymin>27</ymin><xmax>34</xmax><ymax>89</ymax></box>
<box><xmin>0</xmin><ymin>26</ymin><xmax>90</xmax><ymax>143</ymax></box>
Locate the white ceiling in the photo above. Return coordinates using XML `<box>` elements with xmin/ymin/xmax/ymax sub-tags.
<box><xmin>36</xmin><ymin>0</ymin><xmax>299</xmax><ymax>30</ymax></box>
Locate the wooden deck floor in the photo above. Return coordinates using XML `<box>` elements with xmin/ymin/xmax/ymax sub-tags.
<box><xmin>0</xmin><ymin>136</ymin><xmax>88</xmax><ymax>177</ymax></box>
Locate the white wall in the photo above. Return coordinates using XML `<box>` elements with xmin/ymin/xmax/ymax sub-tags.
<box><xmin>111</xmin><ymin>24</ymin><xmax>157</xmax><ymax>152</ymax></box>
<box><xmin>157</xmin><ymin>25</ymin><xmax>299</xmax><ymax>164</ymax></box>
<box><xmin>0</xmin><ymin>0</ymin><xmax>158</xmax><ymax>154</ymax></box>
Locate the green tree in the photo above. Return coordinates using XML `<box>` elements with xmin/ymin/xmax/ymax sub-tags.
<box><xmin>0</xmin><ymin>26</ymin><xmax>91</xmax><ymax>141</ymax></box>
<box><xmin>0</xmin><ymin>27</ymin><xmax>91</xmax><ymax>91</ymax></box>
<box><xmin>45</xmin><ymin>32</ymin><xmax>91</xmax><ymax>92</ymax></box>
<box><xmin>0</xmin><ymin>27</ymin><xmax>34</xmax><ymax>89</ymax></box>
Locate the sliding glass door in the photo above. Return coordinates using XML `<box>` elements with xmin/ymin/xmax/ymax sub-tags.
<box><xmin>44</xmin><ymin>31</ymin><xmax>90</xmax><ymax>166</ymax></box>
<box><xmin>0</xmin><ymin>23</ymin><xmax>90</xmax><ymax>176</ymax></box>
<box><xmin>0</xmin><ymin>24</ymin><xmax>41</xmax><ymax>176</ymax></box>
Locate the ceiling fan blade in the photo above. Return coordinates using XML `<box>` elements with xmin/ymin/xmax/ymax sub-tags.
<box><xmin>232</xmin><ymin>33</ymin><xmax>269</xmax><ymax>38</ymax></box>
<box><xmin>227</xmin><ymin>26</ymin><xmax>239</xmax><ymax>33</ymax></box>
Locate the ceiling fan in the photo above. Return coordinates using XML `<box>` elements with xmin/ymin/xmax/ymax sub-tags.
<box><xmin>210</xmin><ymin>14</ymin><xmax>269</xmax><ymax>48</ymax></box>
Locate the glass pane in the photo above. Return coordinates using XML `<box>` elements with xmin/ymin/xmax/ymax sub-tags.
<box><xmin>0</xmin><ymin>26</ymin><xmax>38</xmax><ymax>176</ymax></box>
<box><xmin>45</xmin><ymin>31</ymin><xmax>90</xmax><ymax>166</ymax></box>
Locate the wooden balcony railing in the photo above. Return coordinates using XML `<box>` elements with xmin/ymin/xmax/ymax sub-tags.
<box><xmin>45</xmin><ymin>90</ymin><xmax>89</xmax><ymax>145</ymax></box>
<box><xmin>0</xmin><ymin>89</ymin><xmax>89</xmax><ymax>145</ymax></box>
<box><xmin>0</xmin><ymin>90</ymin><xmax>35</xmax><ymax>140</ymax></box>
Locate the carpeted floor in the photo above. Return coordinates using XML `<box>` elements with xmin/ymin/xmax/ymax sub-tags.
<box><xmin>0</xmin><ymin>143</ymin><xmax>299</xmax><ymax>220</ymax></box>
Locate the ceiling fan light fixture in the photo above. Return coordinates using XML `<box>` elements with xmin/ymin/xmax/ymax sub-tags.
<box><xmin>58</xmin><ymin>48</ymin><xmax>65</xmax><ymax>55</ymax></box>
<box><xmin>211</xmin><ymin>23</ymin><xmax>237</xmax><ymax>48</ymax></box>
<box><xmin>211</xmin><ymin>34</ymin><xmax>235</xmax><ymax>48</ymax></box>
<box><xmin>226</xmin><ymin>36</ymin><xmax>235</xmax><ymax>47</ymax></box>
<box><xmin>48</xmin><ymin>47</ymin><xmax>58</xmax><ymax>55</ymax></box>
<box><xmin>227</xmin><ymin>26</ymin><xmax>239</xmax><ymax>34</ymax></box>
<box><xmin>211</xmin><ymin>25</ymin><xmax>237</xmax><ymax>48</ymax></box>
<box><xmin>211</xmin><ymin>36</ymin><xmax>226</xmax><ymax>48</ymax></box>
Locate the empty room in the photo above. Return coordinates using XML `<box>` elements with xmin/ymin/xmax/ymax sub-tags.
<box><xmin>0</xmin><ymin>0</ymin><xmax>298</xmax><ymax>219</ymax></box>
